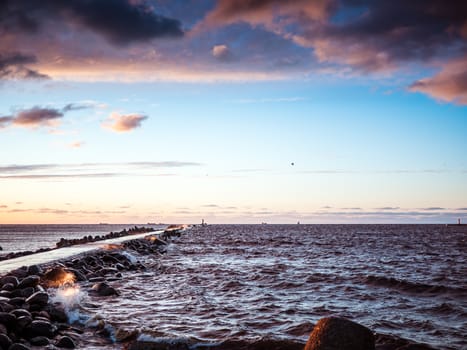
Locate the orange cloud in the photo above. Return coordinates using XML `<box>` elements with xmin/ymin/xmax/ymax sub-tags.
<box><xmin>103</xmin><ymin>112</ymin><xmax>148</xmax><ymax>132</ymax></box>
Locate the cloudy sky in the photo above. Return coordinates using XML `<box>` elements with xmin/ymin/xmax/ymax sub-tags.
<box><xmin>0</xmin><ymin>0</ymin><xmax>466</xmax><ymax>224</ymax></box>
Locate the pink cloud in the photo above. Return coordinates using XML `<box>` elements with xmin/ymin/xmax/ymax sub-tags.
<box><xmin>409</xmin><ymin>57</ymin><xmax>467</xmax><ymax>105</ymax></box>
<box><xmin>200</xmin><ymin>0</ymin><xmax>334</xmax><ymax>29</ymax></box>
<box><xmin>103</xmin><ymin>112</ymin><xmax>148</xmax><ymax>132</ymax></box>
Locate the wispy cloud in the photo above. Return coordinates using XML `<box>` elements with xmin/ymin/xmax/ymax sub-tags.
<box><xmin>102</xmin><ymin>112</ymin><xmax>148</xmax><ymax>132</ymax></box>
<box><xmin>0</xmin><ymin>161</ymin><xmax>203</xmax><ymax>180</ymax></box>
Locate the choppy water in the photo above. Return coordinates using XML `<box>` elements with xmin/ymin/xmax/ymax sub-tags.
<box><xmin>1</xmin><ymin>224</ymin><xmax>466</xmax><ymax>349</ymax></box>
<box><xmin>76</xmin><ymin>224</ymin><xmax>466</xmax><ymax>349</ymax></box>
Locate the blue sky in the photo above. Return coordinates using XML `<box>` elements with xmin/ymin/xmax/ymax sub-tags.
<box><xmin>0</xmin><ymin>0</ymin><xmax>466</xmax><ymax>223</ymax></box>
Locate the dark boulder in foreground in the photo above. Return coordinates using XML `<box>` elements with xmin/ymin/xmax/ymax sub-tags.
<box><xmin>304</xmin><ymin>317</ymin><xmax>375</xmax><ymax>350</ymax></box>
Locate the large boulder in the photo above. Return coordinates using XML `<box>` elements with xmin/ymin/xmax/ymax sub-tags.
<box><xmin>304</xmin><ymin>317</ymin><xmax>375</xmax><ymax>350</ymax></box>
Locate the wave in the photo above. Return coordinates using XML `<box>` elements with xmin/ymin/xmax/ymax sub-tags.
<box><xmin>131</xmin><ymin>335</ymin><xmax>306</xmax><ymax>350</ymax></box>
<box><xmin>364</xmin><ymin>275</ymin><xmax>467</xmax><ymax>295</ymax></box>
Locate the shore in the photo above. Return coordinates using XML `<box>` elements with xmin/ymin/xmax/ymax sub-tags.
<box><xmin>0</xmin><ymin>226</ymin><xmax>438</xmax><ymax>350</ymax></box>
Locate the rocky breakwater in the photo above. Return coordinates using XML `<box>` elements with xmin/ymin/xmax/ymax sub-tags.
<box><xmin>0</xmin><ymin>226</ymin><xmax>156</xmax><ymax>262</ymax></box>
<box><xmin>0</xmin><ymin>230</ymin><xmax>178</xmax><ymax>349</ymax></box>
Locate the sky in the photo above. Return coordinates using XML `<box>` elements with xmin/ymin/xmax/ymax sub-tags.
<box><xmin>0</xmin><ymin>0</ymin><xmax>466</xmax><ymax>224</ymax></box>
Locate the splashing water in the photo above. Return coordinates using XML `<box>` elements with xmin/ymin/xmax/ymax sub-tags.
<box><xmin>51</xmin><ymin>284</ymin><xmax>89</xmax><ymax>323</ymax></box>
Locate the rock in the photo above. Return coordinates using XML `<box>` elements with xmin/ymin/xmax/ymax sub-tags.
<box><xmin>8</xmin><ymin>343</ymin><xmax>31</xmax><ymax>350</ymax></box>
<box><xmin>25</xmin><ymin>291</ymin><xmax>48</xmax><ymax>307</ymax></box>
<box><xmin>0</xmin><ymin>333</ymin><xmax>12</xmax><ymax>349</ymax></box>
<box><xmin>24</xmin><ymin>320</ymin><xmax>56</xmax><ymax>339</ymax></box>
<box><xmin>7</xmin><ymin>297</ymin><xmax>26</xmax><ymax>307</ymax></box>
<box><xmin>0</xmin><ymin>276</ymin><xmax>19</xmax><ymax>288</ymax></box>
<box><xmin>14</xmin><ymin>315</ymin><xmax>32</xmax><ymax>332</ymax></box>
<box><xmin>10</xmin><ymin>309</ymin><xmax>31</xmax><ymax>318</ymax></box>
<box><xmin>17</xmin><ymin>276</ymin><xmax>40</xmax><ymax>289</ymax></box>
<box><xmin>64</xmin><ymin>268</ymin><xmax>86</xmax><ymax>282</ymax></box>
<box><xmin>56</xmin><ymin>335</ymin><xmax>76</xmax><ymax>348</ymax></box>
<box><xmin>0</xmin><ymin>312</ymin><xmax>16</xmax><ymax>328</ymax></box>
<box><xmin>9</xmin><ymin>267</ymin><xmax>29</xmax><ymax>280</ymax></box>
<box><xmin>19</xmin><ymin>288</ymin><xmax>35</xmax><ymax>298</ymax></box>
<box><xmin>0</xmin><ymin>290</ymin><xmax>12</xmax><ymax>298</ymax></box>
<box><xmin>2</xmin><ymin>283</ymin><xmax>15</xmax><ymax>291</ymax></box>
<box><xmin>27</xmin><ymin>265</ymin><xmax>42</xmax><ymax>275</ymax></box>
<box><xmin>43</xmin><ymin>267</ymin><xmax>75</xmax><ymax>288</ymax></box>
<box><xmin>0</xmin><ymin>324</ymin><xmax>7</xmax><ymax>334</ymax></box>
<box><xmin>17</xmin><ymin>275</ymin><xmax>41</xmax><ymax>289</ymax></box>
<box><xmin>47</xmin><ymin>305</ymin><xmax>68</xmax><ymax>323</ymax></box>
<box><xmin>304</xmin><ymin>317</ymin><xmax>375</xmax><ymax>350</ymax></box>
<box><xmin>29</xmin><ymin>336</ymin><xmax>50</xmax><ymax>346</ymax></box>
<box><xmin>115</xmin><ymin>328</ymin><xmax>139</xmax><ymax>342</ymax></box>
<box><xmin>91</xmin><ymin>282</ymin><xmax>119</xmax><ymax>296</ymax></box>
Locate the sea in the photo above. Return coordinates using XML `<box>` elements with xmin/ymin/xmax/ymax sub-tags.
<box><xmin>0</xmin><ymin>224</ymin><xmax>466</xmax><ymax>349</ymax></box>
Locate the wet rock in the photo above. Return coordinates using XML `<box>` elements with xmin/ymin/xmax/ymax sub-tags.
<box><xmin>27</xmin><ymin>265</ymin><xmax>42</xmax><ymax>276</ymax></box>
<box><xmin>47</xmin><ymin>305</ymin><xmax>68</xmax><ymax>323</ymax></box>
<box><xmin>7</xmin><ymin>297</ymin><xmax>25</xmax><ymax>307</ymax></box>
<box><xmin>9</xmin><ymin>267</ymin><xmax>29</xmax><ymax>280</ymax></box>
<box><xmin>8</xmin><ymin>343</ymin><xmax>31</xmax><ymax>350</ymax></box>
<box><xmin>24</xmin><ymin>320</ymin><xmax>56</xmax><ymax>339</ymax></box>
<box><xmin>25</xmin><ymin>291</ymin><xmax>48</xmax><ymax>307</ymax></box>
<box><xmin>17</xmin><ymin>276</ymin><xmax>40</xmax><ymax>289</ymax></box>
<box><xmin>304</xmin><ymin>317</ymin><xmax>375</xmax><ymax>350</ymax></box>
<box><xmin>64</xmin><ymin>268</ymin><xmax>86</xmax><ymax>282</ymax></box>
<box><xmin>14</xmin><ymin>315</ymin><xmax>32</xmax><ymax>332</ymax></box>
<box><xmin>56</xmin><ymin>335</ymin><xmax>76</xmax><ymax>348</ymax></box>
<box><xmin>10</xmin><ymin>309</ymin><xmax>31</xmax><ymax>319</ymax></box>
<box><xmin>0</xmin><ymin>290</ymin><xmax>12</xmax><ymax>298</ymax></box>
<box><xmin>91</xmin><ymin>282</ymin><xmax>119</xmax><ymax>296</ymax></box>
<box><xmin>0</xmin><ymin>323</ymin><xmax>8</xmax><ymax>334</ymax></box>
<box><xmin>29</xmin><ymin>336</ymin><xmax>50</xmax><ymax>346</ymax></box>
<box><xmin>115</xmin><ymin>328</ymin><xmax>139</xmax><ymax>342</ymax></box>
<box><xmin>0</xmin><ymin>277</ymin><xmax>19</xmax><ymax>288</ymax></box>
<box><xmin>19</xmin><ymin>288</ymin><xmax>35</xmax><ymax>298</ymax></box>
<box><xmin>2</xmin><ymin>283</ymin><xmax>15</xmax><ymax>291</ymax></box>
<box><xmin>42</xmin><ymin>267</ymin><xmax>75</xmax><ymax>288</ymax></box>
<box><xmin>0</xmin><ymin>312</ymin><xmax>16</xmax><ymax>328</ymax></box>
<box><xmin>0</xmin><ymin>333</ymin><xmax>12</xmax><ymax>349</ymax></box>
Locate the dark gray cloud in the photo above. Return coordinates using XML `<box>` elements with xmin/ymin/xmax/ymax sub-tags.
<box><xmin>0</xmin><ymin>107</ymin><xmax>63</xmax><ymax>129</ymax></box>
<box><xmin>0</xmin><ymin>51</ymin><xmax>49</xmax><ymax>80</ymax></box>
<box><xmin>420</xmin><ymin>207</ymin><xmax>445</xmax><ymax>211</ymax></box>
<box><xmin>13</xmin><ymin>107</ymin><xmax>63</xmax><ymax>127</ymax></box>
<box><xmin>0</xmin><ymin>0</ymin><xmax>184</xmax><ymax>45</ymax></box>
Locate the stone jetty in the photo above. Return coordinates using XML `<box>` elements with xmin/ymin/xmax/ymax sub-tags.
<box><xmin>0</xmin><ymin>226</ymin><xmax>182</xmax><ymax>349</ymax></box>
